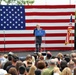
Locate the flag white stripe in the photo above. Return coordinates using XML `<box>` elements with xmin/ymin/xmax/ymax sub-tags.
<box><xmin>0</xmin><ymin>45</ymin><xmax>4</xmax><ymax>48</ymax></box>
<box><xmin>0</xmin><ymin>30</ymin><xmax>74</xmax><ymax>34</ymax></box>
<box><xmin>1</xmin><ymin>44</ymin><xmax>74</xmax><ymax>48</ymax></box>
<box><xmin>26</xmin><ymin>23</ymin><xmax>75</xmax><ymax>26</ymax></box>
<box><xmin>26</xmin><ymin>16</ymin><xmax>75</xmax><ymax>20</ymax></box>
<box><xmin>0</xmin><ymin>37</ymin><xmax>74</xmax><ymax>41</ymax></box>
<box><xmin>25</xmin><ymin>8</ymin><xmax>75</xmax><ymax>12</ymax></box>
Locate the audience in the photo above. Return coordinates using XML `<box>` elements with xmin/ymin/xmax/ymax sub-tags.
<box><xmin>0</xmin><ymin>51</ymin><xmax>75</xmax><ymax>75</ymax></box>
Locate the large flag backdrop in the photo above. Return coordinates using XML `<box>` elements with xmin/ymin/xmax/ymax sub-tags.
<box><xmin>0</xmin><ymin>5</ymin><xmax>75</xmax><ymax>52</ymax></box>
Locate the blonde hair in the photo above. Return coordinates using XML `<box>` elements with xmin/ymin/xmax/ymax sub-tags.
<box><xmin>28</xmin><ymin>65</ymin><xmax>36</xmax><ymax>75</ymax></box>
<box><xmin>61</xmin><ymin>67</ymin><xmax>72</xmax><ymax>75</ymax></box>
<box><xmin>53</xmin><ymin>67</ymin><xmax>61</xmax><ymax>74</ymax></box>
<box><xmin>56</xmin><ymin>53</ymin><xmax>63</xmax><ymax>60</ymax></box>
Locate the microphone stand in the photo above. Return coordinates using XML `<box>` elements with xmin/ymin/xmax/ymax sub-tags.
<box><xmin>34</xmin><ymin>36</ymin><xmax>37</xmax><ymax>54</ymax></box>
<box><xmin>43</xmin><ymin>35</ymin><xmax>46</xmax><ymax>52</ymax></box>
<box><xmin>41</xmin><ymin>35</ymin><xmax>46</xmax><ymax>56</ymax></box>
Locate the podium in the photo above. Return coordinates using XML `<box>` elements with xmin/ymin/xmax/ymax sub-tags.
<box><xmin>35</xmin><ymin>29</ymin><xmax>46</xmax><ymax>52</ymax></box>
<box><xmin>35</xmin><ymin>29</ymin><xmax>45</xmax><ymax>36</ymax></box>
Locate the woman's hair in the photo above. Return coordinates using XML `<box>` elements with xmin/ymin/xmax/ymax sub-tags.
<box><xmin>53</xmin><ymin>67</ymin><xmax>61</xmax><ymax>74</ymax></box>
<box><xmin>61</xmin><ymin>67</ymin><xmax>72</xmax><ymax>75</ymax></box>
<box><xmin>56</xmin><ymin>53</ymin><xmax>63</xmax><ymax>60</ymax></box>
<box><xmin>37</xmin><ymin>60</ymin><xmax>46</xmax><ymax>69</ymax></box>
<box><xmin>28</xmin><ymin>65</ymin><xmax>36</xmax><ymax>75</ymax></box>
<box><xmin>16</xmin><ymin>60</ymin><xmax>24</xmax><ymax>71</ymax></box>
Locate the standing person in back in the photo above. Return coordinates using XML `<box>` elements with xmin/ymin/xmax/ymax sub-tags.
<box><xmin>33</xmin><ymin>24</ymin><xmax>43</xmax><ymax>52</ymax></box>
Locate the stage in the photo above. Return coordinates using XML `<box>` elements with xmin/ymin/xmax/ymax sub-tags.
<box><xmin>1</xmin><ymin>50</ymin><xmax>76</xmax><ymax>57</ymax></box>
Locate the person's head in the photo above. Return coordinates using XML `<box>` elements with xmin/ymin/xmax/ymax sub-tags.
<box><xmin>28</xmin><ymin>65</ymin><xmax>36</xmax><ymax>75</ymax></box>
<box><xmin>61</xmin><ymin>67</ymin><xmax>72</xmax><ymax>75</ymax></box>
<box><xmin>8</xmin><ymin>54</ymin><xmax>19</xmax><ymax>65</ymax></box>
<box><xmin>68</xmin><ymin>60</ymin><xmax>75</xmax><ymax>70</ymax></box>
<box><xmin>39</xmin><ymin>55</ymin><xmax>44</xmax><ymax>60</ymax></box>
<box><xmin>60</xmin><ymin>60</ymin><xmax>67</xmax><ymax>71</ymax></box>
<box><xmin>18</xmin><ymin>65</ymin><xmax>27</xmax><ymax>75</ymax></box>
<box><xmin>8</xmin><ymin>67</ymin><xmax>18</xmax><ymax>75</ymax></box>
<box><xmin>3</xmin><ymin>61</ymin><xmax>12</xmax><ymax>70</ymax></box>
<box><xmin>35</xmin><ymin>69</ymin><xmax>41</xmax><ymax>75</ymax></box>
<box><xmin>72</xmin><ymin>57</ymin><xmax>76</xmax><ymax>65</ymax></box>
<box><xmin>4</xmin><ymin>54</ymin><xmax>8</xmax><ymax>59</ymax></box>
<box><xmin>64</xmin><ymin>56</ymin><xmax>70</xmax><ymax>63</ymax></box>
<box><xmin>53</xmin><ymin>67</ymin><xmax>61</xmax><ymax>75</ymax></box>
<box><xmin>49</xmin><ymin>59</ymin><xmax>56</xmax><ymax>67</ymax></box>
<box><xmin>70</xmin><ymin>53</ymin><xmax>76</xmax><ymax>59</ymax></box>
<box><xmin>56</xmin><ymin>53</ymin><xmax>63</xmax><ymax>60</ymax></box>
<box><xmin>16</xmin><ymin>60</ymin><xmax>24</xmax><ymax>71</ymax></box>
<box><xmin>46</xmin><ymin>51</ymin><xmax>52</xmax><ymax>59</ymax></box>
<box><xmin>26</xmin><ymin>54</ymin><xmax>32</xmax><ymax>61</ymax></box>
<box><xmin>8</xmin><ymin>52</ymin><xmax>14</xmax><ymax>61</ymax></box>
<box><xmin>12</xmin><ymin>54</ymin><xmax>19</xmax><ymax>63</ymax></box>
<box><xmin>37</xmin><ymin>60</ymin><xmax>46</xmax><ymax>69</ymax></box>
<box><xmin>36</xmin><ymin>24</ymin><xmax>40</xmax><ymax>29</ymax></box>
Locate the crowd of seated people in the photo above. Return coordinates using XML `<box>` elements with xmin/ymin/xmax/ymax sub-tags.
<box><xmin>0</xmin><ymin>51</ymin><xmax>76</xmax><ymax>75</ymax></box>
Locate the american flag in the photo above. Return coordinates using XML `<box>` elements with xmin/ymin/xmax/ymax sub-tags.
<box><xmin>0</xmin><ymin>5</ymin><xmax>75</xmax><ymax>52</ymax></box>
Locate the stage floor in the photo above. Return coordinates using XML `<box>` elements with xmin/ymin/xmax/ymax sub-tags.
<box><xmin>0</xmin><ymin>50</ymin><xmax>76</xmax><ymax>57</ymax></box>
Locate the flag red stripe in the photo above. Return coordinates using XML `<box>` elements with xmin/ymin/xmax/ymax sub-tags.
<box><xmin>0</xmin><ymin>40</ymin><xmax>74</xmax><ymax>44</ymax></box>
<box><xmin>25</xmin><ymin>5</ymin><xmax>75</xmax><ymax>9</ymax></box>
<box><xmin>0</xmin><ymin>47</ymin><xmax>74</xmax><ymax>52</ymax></box>
<box><xmin>26</xmin><ymin>19</ymin><xmax>75</xmax><ymax>23</ymax></box>
<box><xmin>0</xmin><ymin>33</ymin><xmax>74</xmax><ymax>37</ymax></box>
<box><xmin>26</xmin><ymin>12</ymin><xmax>75</xmax><ymax>16</ymax></box>
<box><xmin>46</xmin><ymin>33</ymin><xmax>74</xmax><ymax>37</ymax></box>
<box><xmin>0</xmin><ymin>34</ymin><xmax>4</xmax><ymax>37</ymax></box>
<box><xmin>26</xmin><ymin>26</ymin><xmax>75</xmax><ymax>30</ymax></box>
<box><xmin>45</xmin><ymin>47</ymin><xmax>74</xmax><ymax>50</ymax></box>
